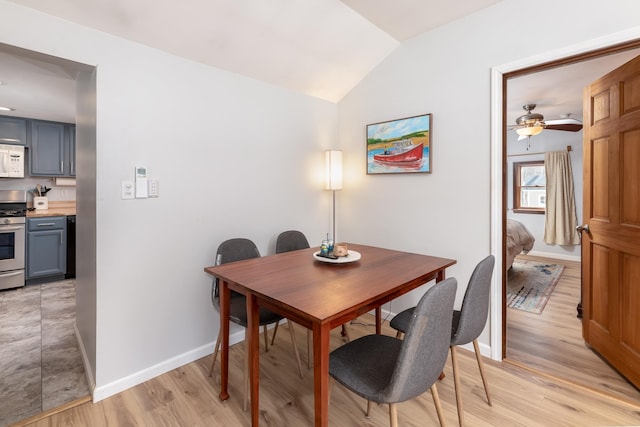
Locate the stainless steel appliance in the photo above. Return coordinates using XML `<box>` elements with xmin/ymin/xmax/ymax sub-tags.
<box><xmin>0</xmin><ymin>190</ymin><xmax>26</xmax><ymax>290</ymax></box>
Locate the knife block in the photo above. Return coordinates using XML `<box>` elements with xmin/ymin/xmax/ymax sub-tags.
<box><xmin>34</xmin><ymin>196</ymin><xmax>48</xmax><ymax>210</ymax></box>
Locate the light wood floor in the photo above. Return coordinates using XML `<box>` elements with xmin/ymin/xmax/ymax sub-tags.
<box><xmin>14</xmin><ymin>312</ymin><xmax>640</xmax><ymax>427</ymax></box>
<box><xmin>506</xmin><ymin>254</ymin><xmax>640</xmax><ymax>404</ymax></box>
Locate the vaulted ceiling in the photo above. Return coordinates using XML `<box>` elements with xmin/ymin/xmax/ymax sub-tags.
<box><xmin>3</xmin><ymin>0</ymin><xmax>504</xmax><ymax>105</ymax></box>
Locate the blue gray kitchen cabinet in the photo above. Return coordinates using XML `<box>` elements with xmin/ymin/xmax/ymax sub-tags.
<box><xmin>29</xmin><ymin>119</ymin><xmax>66</xmax><ymax>176</ymax></box>
<box><xmin>29</xmin><ymin>120</ymin><xmax>75</xmax><ymax>176</ymax></box>
<box><xmin>0</xmin><ymin>115</ymin><xmax>28</xmax><ymax>145</ymax></box>
<box><xmin>26</xmin><ymin>216</ymin><xmax>67</xmax><ymax>282</ymax></box>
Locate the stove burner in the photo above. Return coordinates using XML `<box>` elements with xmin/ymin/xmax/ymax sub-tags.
<box><xmin>0</xmin><ymin>190</ymin><xmax>27</xmax><ymax>218</ymax></box>
<box><xmin>0</xmin><ymin>208</ymin><xmax>26</xmax><ymax>217</ymax></box>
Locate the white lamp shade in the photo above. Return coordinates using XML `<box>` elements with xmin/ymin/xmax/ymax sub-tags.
<box><xmin>325</xmin><ymin>150</ymin><xmax>343</xmax><ymax>190</ymax></box>
<box><xmin>515</xmin><ymin>125</ymin><xmax>544</xmax><ymax>137</ymax></box>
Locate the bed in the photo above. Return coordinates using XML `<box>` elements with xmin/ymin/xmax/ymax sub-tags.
<box><xmin>506</xmin><ymin>219</ymin><xmax>535</xmax><ymax>270</ymax></box>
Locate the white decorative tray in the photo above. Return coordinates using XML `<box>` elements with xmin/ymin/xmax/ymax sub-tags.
<box><xmin>313</xmin><ymin>250</ymin><xmax>361</xmax><ymax>264</ymax></box>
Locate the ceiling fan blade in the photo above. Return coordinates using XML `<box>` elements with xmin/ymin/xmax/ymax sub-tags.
<box><xmin>544</xmin><ymin>118</ymin><xmax>583</xmax><ymax>132</ymax></box>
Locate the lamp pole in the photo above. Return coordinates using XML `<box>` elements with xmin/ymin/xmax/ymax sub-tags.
<box><xmin>325</xmin><ymin>150</ymin><xmax>343</xmax><ymax>243</ymax></box>
<box><xmin>332</xmin><ymin>189</ymin><xmax>337</xmax><ymax>243</ymax></box>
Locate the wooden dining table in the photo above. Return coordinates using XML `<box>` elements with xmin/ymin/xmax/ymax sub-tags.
<box><xmin>204</xmin><ymin>243</ymin><xmax>456</xmax><ymax>427</ymax></box>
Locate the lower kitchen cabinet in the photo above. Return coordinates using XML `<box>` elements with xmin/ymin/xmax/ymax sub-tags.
<box><xmin>26</xmin><ymin>216</ymin><xmax>66</xmax><ymax>283</ymax></box>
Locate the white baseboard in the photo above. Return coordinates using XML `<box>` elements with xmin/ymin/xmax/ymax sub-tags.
<box><xmin>92</xmin><ymin>329</ymin><xmax>245</xmax><ymax>402</ymax></box>
<box><xmin>527</xmin><ymin>250</ymin><xmax>581</xmax><ymax>262</ymax></box>
<box><xmin>74</xmin><ymin>323</ymin><xmax>96</xmax><ymax>395</ymax></box>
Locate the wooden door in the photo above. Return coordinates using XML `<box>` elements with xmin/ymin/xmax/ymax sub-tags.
<box><xmin>581</xmin><ymin>54</ymin><xmax>640</xmax><ymax>388</ymax></box>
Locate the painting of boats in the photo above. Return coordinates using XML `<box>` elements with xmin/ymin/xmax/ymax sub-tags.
<box><xmin>373</xmin><ymin>139</ymin><xmax>423</xmax><ymax>165</ymax></box>
<box><xmin>366</xmin><ymin>113</ymin><xmax>431</xmax><ymax>174</ymax></box>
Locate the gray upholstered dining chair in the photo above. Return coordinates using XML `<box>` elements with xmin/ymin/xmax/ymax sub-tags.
<box><xmin>209</xmin><ymin>238</ymin><xmax>304</xmax><ymax>411</ymax></box>
<box><xmin>390</xmin><ymin>255</ymin><xmax>495</xmax><ymax>427</ymax></box>
<box><xmin>275</xmin><ymin>230</ymin><xmax>351</xmax><ymax>368</ymax></box>
<box><xmin>329</xmin><ymin>277</ymin><xmax>457</xmax><ymax>427</ymax></box>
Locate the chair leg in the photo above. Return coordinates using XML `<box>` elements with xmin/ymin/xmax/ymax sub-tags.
<box><xmin>341</xmin><ymin>324</ymin><xmax>351</xmax><ymax>342</ymax></box>
<box><xmin>395</xmin><ymin>330</ymin><xmax>404</xmax><ymax>339</ymax></box>
<box><xmin>366</xmin><ymin>400</ymin><xmax>372</xmax><ymax>419</ymax></box>
<box><xmin>307</xmin><ymin>329</ymin><xmax>312</xmax><ymax>369</ymax></box>
<box><xmin>271</xmin><ymin>321</ymin><xmax>280</xmax><ymax>346</ymax></box>
<box><xmin>286</xmin><ymin>320</ymin><xmax>304</xmax><ymax>378</ymax></box>
<box><xmin>243</xmin><ymin>334</ymin><xmax>249</xmax><ymax>412</ymax></box>
<box><xmin>209</xmin><ymin>329</ymin><xmax>221</xmax><ymax>377</ymax></box>
<box><xmin>473</xmin><ymin>339</ymin><xmax>492</xmax><ymax>406</ymax></box>
<box><xmin>328</xmin><ymin>376</ymin><xmax>334</xmax><ymax>401</ymax></box>
<box><xmin>389</xmin><ymin>402</ymin><xmax>398</xmax><ymax>427</ymax></box>
<box><xmin>263</xmin><ymin>324</ymin><xmax>269</xmax><ymax>352</ymax></box>
<box><xmin>431</xmin><ymin>384</ymin><xmax>446</xmax><ymax>427</ymax></box>
<box><xmin>451</xmin><ymin>346</ymin><xmax>464</xmax><ymax>427</ymax></box>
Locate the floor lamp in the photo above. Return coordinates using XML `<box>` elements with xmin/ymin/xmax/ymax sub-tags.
<box><xmin>325</xmin><ymin>150</ymin><xmax>343</xmax><ymax>243</ymax></box>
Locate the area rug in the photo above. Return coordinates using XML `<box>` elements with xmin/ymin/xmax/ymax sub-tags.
<box><xmin>507</xmin><ymin>260</ymin><xmax>565</xmax><ymax>314</ymax></box>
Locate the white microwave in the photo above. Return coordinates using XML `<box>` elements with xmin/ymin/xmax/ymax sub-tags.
<box><xmin>0</xmin><ymin>144</ymin><xmax>24</xmax><ymax>178</ymax></box>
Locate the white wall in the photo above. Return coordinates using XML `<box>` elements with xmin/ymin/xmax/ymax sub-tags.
<box><xmin>506</xmin><ymin>130</ymin><xmax>583</xmax><ymax>261</ymax></box>
<box><xmin>337</xmin><ymin>0</ymin><xmax>640</xmax><ymax>351</ymax></box>
<box><xmin>0</xmin><ymin>1</ymin><xmax>338</xmax><ymax>399</ymax></box>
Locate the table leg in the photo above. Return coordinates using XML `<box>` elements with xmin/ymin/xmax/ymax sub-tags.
<box><xmin>375</xmin><ymin>306</ymin><xmax>382</xmax><ymax>334</ymax></box>
<box><xmin>247</xmin><ymin>293</ymin><xmax>260</xmax><ymax>427</ymax></box>
<box><xmin>219</xmin><ymin>281</ymin><xmax>230</xmax><ymax>401</ymax></box>
<box><xmin>313</xmin><ymin>322</ymin><xmax>331</xmax><ymax>427</ymax></box>
<box><xmin>436</xmin><ymin>269</ymin><xmax>447</xmax><ymax>381</ymax></box>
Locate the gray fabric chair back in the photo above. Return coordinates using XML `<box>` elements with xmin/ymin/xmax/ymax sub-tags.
<box><xmin>383</xmin><ymin>278</ymin><xmax>457</xmax><ymax>403</ymax></box>
<box><xmin>211</xmin><ymin>238</ymin><xmax>261</xmax><ymax>307</ymax></box>
<box><xmin>451</xmin><ymin>255</ymin><xmax>495</xmax><ymax>346</ymax></box>
<box><xmin>217</xmin><ymin>238</ymin><xmax>261</xmax><ymax>264</ymax></box>
<box><xmin>276</xmin><ymin>230</ymin><xmax>310</xmax><ymax>253</ymax></box>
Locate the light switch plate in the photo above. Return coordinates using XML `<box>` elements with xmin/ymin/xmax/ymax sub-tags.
<box><xmin>122</xmin><ymin>180</ymin><xmax>134</xmax><ymax>199</ymax></box>
<box><xmin>148</xmin><ymin>180</ymin><xmax>159</xmax><ymax>198</ymax></box>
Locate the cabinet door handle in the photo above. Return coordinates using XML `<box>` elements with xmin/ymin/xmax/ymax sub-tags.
<box><xmin>37</xmin><ymin>222</ymin><xmax>56</xmax><ymax>227</ymax></box>
<box><xmin>60</xmin><ymin>161</ymin><xmax>64</xmax><ymax>172</ymax></box>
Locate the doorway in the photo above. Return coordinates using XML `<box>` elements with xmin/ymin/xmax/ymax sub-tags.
<box><xmin>497</xmin><ymin>43</ymin><xmax>640</xmax><ymax>402</ymax></box>
<box><xmin>0</xmin><ymin>43</ymin><xmax>98</xmax><ymax>424</ymax></box>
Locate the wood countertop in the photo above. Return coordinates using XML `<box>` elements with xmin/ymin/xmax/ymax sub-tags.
<box><xmin>26</xmin><ymin>201</ymin><xmax>76</xmax><ymax>218</ymax></box>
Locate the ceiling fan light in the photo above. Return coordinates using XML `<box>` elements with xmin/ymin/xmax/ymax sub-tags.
<box><xmin>516</xmin><ymin>125</ymin><xmax>543</xmax><ymax>137</ymax></box>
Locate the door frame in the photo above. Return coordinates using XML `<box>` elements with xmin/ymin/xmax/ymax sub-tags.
<box><xmin>489</xmin><ymin>28</ymin><xmax>640</xmax><ymax>360</ymax></box>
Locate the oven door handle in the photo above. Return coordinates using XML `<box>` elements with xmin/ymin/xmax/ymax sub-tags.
<box><xmin>0</xmin><ymin>225</ymin><xmax>25</xmax><ymax>232</ymax></box>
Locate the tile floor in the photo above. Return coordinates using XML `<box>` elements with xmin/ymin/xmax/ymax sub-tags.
<box><xmin>0</xmin><ymin>280</ymin><xmax>89</xmax><ymax>427</ymax></box>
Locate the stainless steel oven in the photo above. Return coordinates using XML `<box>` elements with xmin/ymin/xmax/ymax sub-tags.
<box><xmin>0</xmin><ymin>190</ymin><xmax>26</xmax><ymax>290</ymax></box>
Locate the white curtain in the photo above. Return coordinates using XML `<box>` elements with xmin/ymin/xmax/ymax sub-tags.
<box><xmin>544</xmin><ymin>151</ymin><xmax>580</xmax><ymax>245</ymax></box>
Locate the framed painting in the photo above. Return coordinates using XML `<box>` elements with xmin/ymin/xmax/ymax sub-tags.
<box><xmin>366</xmin><ymin>113</ymin><xmax>432</xmax><ymax>174</ymax></box>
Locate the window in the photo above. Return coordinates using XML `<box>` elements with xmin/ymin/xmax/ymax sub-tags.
<box><xmin>514</xmin><ymin>161</ymin><xmax>545</xmax><ymax>214</ymax></box>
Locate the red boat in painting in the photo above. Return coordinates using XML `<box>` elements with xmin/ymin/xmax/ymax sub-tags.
<box><xmin>373</xmin><ymin>139</ymin><xmax>423</xmax><ymax>165</ymax></box>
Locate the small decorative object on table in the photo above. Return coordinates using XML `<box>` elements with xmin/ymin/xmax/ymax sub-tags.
<box><xmin>320</xmin><ymin>239</ymin><xmax>329</xmax><ymax>256</ymax></box>
<box><xmin>334</xmin><ymin>243</ymin><xmax>348</xmax><ymax>257</ymax></box>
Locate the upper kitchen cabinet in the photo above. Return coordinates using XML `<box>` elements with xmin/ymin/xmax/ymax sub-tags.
<box><xmin>29</xmin><ymin>119</ymin><xmax>75</xmax><ymax>177</ymax></box>
<box><xmin>0</xmin><ymin>115</ymin><xmax>28</xmax><ymax>145</ymax></box>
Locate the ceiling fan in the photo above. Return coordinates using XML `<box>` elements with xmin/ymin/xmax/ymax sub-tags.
<box><xmin>511</xmin><ymin>104</ymin><xmax>583</xmax><ymax>141</ymax></box>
